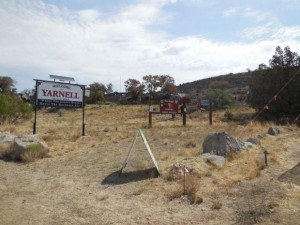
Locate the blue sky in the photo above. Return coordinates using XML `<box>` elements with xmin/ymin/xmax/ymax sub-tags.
<box><xmin>0</xmin><ymin>0</ymin><xmax>300</xmax><ymax>91</ymax></box>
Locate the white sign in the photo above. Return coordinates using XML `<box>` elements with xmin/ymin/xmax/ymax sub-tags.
<box><xmin>36</xmin><ymin>80</ymin><xmax>84</xmax><ymax>108</ymax></box>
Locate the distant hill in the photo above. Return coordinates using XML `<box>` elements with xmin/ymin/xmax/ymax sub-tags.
<box><xmin>177</xmin><ymin>72</ymin><xmax>253</xmax><ymax>95</ymax></box>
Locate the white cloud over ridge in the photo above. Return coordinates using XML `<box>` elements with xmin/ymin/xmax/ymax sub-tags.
<box><xmin>0</xmin><ymin>0</ymin><xmax>300</xmax><ymax>91</ymax></box>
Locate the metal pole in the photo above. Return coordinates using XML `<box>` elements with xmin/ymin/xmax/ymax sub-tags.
<box><xmin>183</xmin><ymin>166</ymin><xmax>186</xmax><ymax>195</ymax></box>
<box><xmin>33</xmin><ymin>80</ymin><xmax>38</xmax><ymax>135</ymax></box>
<box><xmin>82</xmin><ymin>86</ymin><xmax>85</xmax><ymax>136</ymax></box>
<box><xmin>264</xmin><ymin>150</ymin><xmax>269</xmax><ymax>166</ymax></box>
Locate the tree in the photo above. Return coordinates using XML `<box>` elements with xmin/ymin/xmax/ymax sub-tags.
<box><xmin>0</xmin><ymin>76</ymin><xmax>16</xmax><ymax>94</ymax></box>
<box><xmin>142</xmin><ymin>75</ymin><xmax>161</xmax><ymax>93</ymax></box>
<box><xmin>249</xmin><ymin>46</ymin><xmax>300</xmax><ymax>119</ymax></box>
<box><xmin>269</xmin><ymin>46</ymin><xmax>300</xmax><ymax>68</ymax></box>
<box><xmin>106</xmin><ymin>83</ymin><xmax>113</xmax><ymax>94</ymax></box>
<box><xmin>86</xmin><ymin>82</ymin><xmax>106</xmax><ymax>104</ymax></box>
<box><xmin>124</xmin><ymin>79</ymin><xmax>144</xmax><ymax>98</ymax></box>
<box><xmin>205</xmin><ymin>88</ymin><xmax>233</xmax><ymax>109</ymax></box>
<box><xmin>257</xmin><ymin>63</ymin><xmax>268</xmax><ymax>71</ymax></box>
<box><xmin>160</xmin><ymin>75</ymin><xmax>177</xmax><ymax>94</ymax></box>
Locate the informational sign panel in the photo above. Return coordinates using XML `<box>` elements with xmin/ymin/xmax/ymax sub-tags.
<box><xmin>36</xmin><ymin>80</ymin><xmax>84</xmax><ymax>108</ymax></box>
<box><xmin>160</xmin><ymin>100</ymin><xmax>181</xmax><ymax>114</ymax></box>
<box><xmin>199</xmin><ymin>99</ymin><xmax>210</xmax><ymax>107</ymax></box>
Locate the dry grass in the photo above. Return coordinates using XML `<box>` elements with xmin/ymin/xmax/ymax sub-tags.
<box><xmin>235</xmin><ymin>185</ymin><xmax>272</xmax><ymax>225</ymax></box>
<box><xmin>0</xmin><ymin>142</ymin><xmax>49</xmax><ymax>163</ymax></box>
<box><xmin>168</xmin><ymin>174</ymin><xmax>203</xmax><ymax>205</ymax></box>
<box><xmin>0</xmin><ymin>104</ymin><xmax>299</xmax><ymax>224</ymax></box>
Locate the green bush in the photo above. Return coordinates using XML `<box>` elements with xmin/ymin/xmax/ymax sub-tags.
<box><xmin>205</xmin><ymin>88</ymin><xmax>234</xmax><ymax>109</ymax></box>
<box><xmin>0</xmin><ymin>93</ymin><xmax>32</xmax><ymax>123</ymax></box>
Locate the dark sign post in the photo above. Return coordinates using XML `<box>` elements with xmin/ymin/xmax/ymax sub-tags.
<box><xmin>33</xmin><ymin>79</ymin><xmax>86</xmax><ymax>136</ymax></box>
<box><xmin>183</xmin><ymin>98</ymin><xmax>187</xmax><ymax>126</ymax></box>
<box><xmin>33</xmin><ymin>80</ymin><xmax>38</xmax><ymax>134</ymax></box>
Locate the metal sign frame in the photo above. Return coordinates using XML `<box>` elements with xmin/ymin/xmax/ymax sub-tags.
<box><xmin>119</xmin><ymin>128</ymin><xmax>160</xmax><ymax>176</ymax></box>
<box><xmin>33</xmin><ymin>79</ymin><xmax>86</xmax><ymax>136</ymax></box>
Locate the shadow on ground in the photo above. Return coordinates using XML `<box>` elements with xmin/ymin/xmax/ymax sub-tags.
<box><xmin>101</xmin><ymin>167</ymin><xmax>159</xmax><ymax>185</ymax></box>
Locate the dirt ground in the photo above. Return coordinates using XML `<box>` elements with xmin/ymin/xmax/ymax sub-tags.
<box><xmin>0</xmin><ymin>105</ymin><xmax>299</xmax><ymax>225</ymax></box>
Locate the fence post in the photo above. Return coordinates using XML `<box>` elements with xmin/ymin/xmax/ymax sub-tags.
<box><xmin>183</xmin><ymin>99</ymin><xmax>186</xmax><ymax>126</ymax></box>
<box><xmin>209</xmin><ymin>99</ymin><xmax>212</xmax><ymax>125</ymax></box>
<box><xmin>149</xmin><ymin>111</ymin><xmax>152</xmax><ymax>128</ymax></box>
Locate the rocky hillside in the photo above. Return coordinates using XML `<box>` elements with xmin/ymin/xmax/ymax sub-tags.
<box><xmin>177</xmin><ymin>71</ymin><xmax>253</xmax><ymax>94</ymax></box>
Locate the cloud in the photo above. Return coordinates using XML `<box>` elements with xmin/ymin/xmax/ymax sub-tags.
<box><xmin>243</xmin><ymin>8</ymin><xmax>269</xmax><ymax>22</ymax></box>
<box><xmin>0</xmin><ymin>0</ymin><xmax>300</xmax><ymax>91</ymax></box>
<box><xmin>223</xmin><ymin>8</ymin><xmax>238</xmax><ymax>17</ymax></box>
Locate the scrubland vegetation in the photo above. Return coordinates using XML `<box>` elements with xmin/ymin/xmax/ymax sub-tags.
<box><xmin>0</xmin><ymin>103</ymin><xmax>299</xmax><ymax>225</ymax></box>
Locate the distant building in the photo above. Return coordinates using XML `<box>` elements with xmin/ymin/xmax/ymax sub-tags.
<box><xmin>105</xmin><ymin>92</ymin><xmax>132</xmax><ymax>104</ymax></box>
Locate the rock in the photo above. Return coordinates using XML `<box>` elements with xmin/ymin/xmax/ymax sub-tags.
<box><xmin>202</xmin><ymin>132</ymin><xmax>245</xmax><ymax>156</ymax></box>
<box><xmin>0</xmin><ymin>134</ymin><xmax>15</xmax><ymax>143</ymax></box>
<box><xmin>201</xmin><ymin>153</ymin><xmax>211</xmax><ymax>157</ymax></box>
<box><xmin>166</xmin><ymin>163</ymin><xmax>194</xmax><ymax>181</ymax></box>
<box><xmin>268</xmin><ymin>127</ymin><xmax>281</xmax><ymax>136</ymax></box>
<box><xmin>5</xmin><ymin>135</ymin><xmax>48</xmax><ymax>162</ymax></box>
<box><xmin>202</xmin><ymin>154</ymin><xmax>225</xmax><ymax>167</ymax></box>
<box><xmin>246</xmin><ymin>137</ymin><xmax>260</xmax><ymax>145</ymax></box>
<box><xmin>258</xmin><ymin>133</ymin><xmax>267</xmax><ymax>139</ymax></box>
<box><xmin>278</xmin><ymin>163</ymin><xmax>300</xmax><ymax>186</ymax></box>
<box><xmin>244</xmin><ymin>142</ymin><xmax>255</xmax><ymax>149</ymax></box>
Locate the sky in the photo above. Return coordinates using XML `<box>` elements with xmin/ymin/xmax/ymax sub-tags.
<box><xmin>0</xmin><ymin>0</ymin><xmax>300</xmax><ymax>92</ymax></box>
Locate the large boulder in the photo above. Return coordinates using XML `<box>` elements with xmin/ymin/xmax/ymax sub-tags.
<box><xmin>0</xmin><ymin>134</ymin><xmax>15</xmax><ymax>143</ymax></box>
<box><xmin>278</xmin><ymin>163</ymin><xmax>300</xmax><ymax>186</ymax></box>
<box><xmin>3</xmin><ymin>135</ymin><xmax>48</xmax><ymax>162</ymax></box>
<box><xmin>268</xmin><ymin>127</ymin><xmax>281</xmax><ymax>136</ymax></box>
<box><xmin>202</xmin><ymin>132</ymin><xmax>245</xmax><ymax>156</ymax></box>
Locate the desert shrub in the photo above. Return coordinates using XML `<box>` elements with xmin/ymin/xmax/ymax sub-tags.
<box><xmin>224</xmin><ymin>111</ymin><xmax>234</xmax><ymax>121</ymax></box>
<box><xmin>236</xmin><ymin>201</ymin><xmax>270</xmax><ymax>225</ymax></box>
<box><xmin>21</xmin><ymin>143</ymin><xmax>45</xmax><ymax>162</ymax></box>
<box><xmin>235</xmin><ymin>185</ymin><xmax>271</xmax><ymax>225</ymax></box>
<box><xmin>0</xmin><ymin>93</ymin><xmax>32</xmax><ymax>123</ymax></box>
<box><xmin>211</xmin><ymin>201</ymin><xmax>222</xmax><ymax>210</ymax></box>
<box><xmin>57</xmin><ymin>109</ymin><xmax>65</xmax><ymax>117</ymax></box>
<box><xmin>168</xmin><ymin>175</ymin><xmax>202</xmax><ymax>205</ymax></box>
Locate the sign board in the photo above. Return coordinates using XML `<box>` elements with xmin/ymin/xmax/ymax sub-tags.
<box><xmin>160</xmin><ymin>99</ymin><xmax>181</xmax><ymax>114</ymax></box>
<box><xmin>36</xmin><ymin>80</ymin><xmax>84</xmax><ymax>108</ymax></box>
<box><xmin>199</xmin><ymin>99</ymin><xmax>210</xmax><ymax>107</ymax></box>
<box><xmin>85</xmin><ymin>89</ymin><xmax>90</xmax><ymax>97</ymax></box>
<box><xmin>33</xmin><ymin>79</ymin><xmax>86</xmax><ymax>136</ymax></box>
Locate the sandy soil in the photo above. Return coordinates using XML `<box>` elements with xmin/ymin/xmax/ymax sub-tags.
<box><xmin>0</xmin><ymin>106</ymin><xmax>299</xmax><ymax>225</ymax></box>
